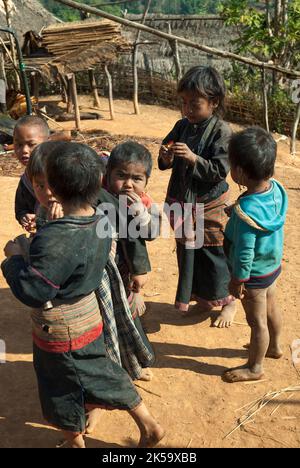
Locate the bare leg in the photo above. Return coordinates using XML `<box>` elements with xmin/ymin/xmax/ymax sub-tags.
<box><xmin>129</xmin><ymin>402</ymin><xmax>165</xmax><ymax>448</ymax></box>
<box><xmin>266</xmin><ymin>281</ymin><xmax>283</xmax><ymax>358</ymax></box>
<box><xmin>243</xmin><ymin>283</ymin><xmax>283</xmax><ymax>358</ymax></box>
<box><xmin>224</xmin><ymin>288</ymin><xmax>269</xmax><ymax>382</ymax></box>
<box><xmin>61</xmin><ymin>431</ymin><xmax>85</xmax><ymax>448</ymax></box>
<box><xmin>85</xmin><ymin>407</ymin><xmax>101</xmax><ymax>434</ymax></box>
<box><xmin>213</xmin><ymin>300</ymin><xmax>237</xmax><ymax>328</ymax></box>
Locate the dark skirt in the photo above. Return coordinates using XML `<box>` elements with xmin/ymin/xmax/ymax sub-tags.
<box><xmin>176</xmin><ymin>243</ymin><xmax>232</xmax><ymax>312</ymax></box>
<box><xmin>33</xmin><ymin>334</ymin><xmax>141</xmax><ymax>433</ymax></box>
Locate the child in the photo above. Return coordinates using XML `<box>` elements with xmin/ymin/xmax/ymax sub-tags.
<box><xmin>13</xmin><ymin>115</ymin><xmax>50</xmax><ymax>230</ymax></box>
<box><xmin>158</xmin><ymin>66</ymin><xmax>236</xmax><ymax>327</ymax></box>
<box><xmin>105</xmin><ymin>141</ymin><xmax>158</xmax><ymax>380</ymax></box>
<box><xmin>26</xmin><ymin>141</ymin><xmax>155</xmax><ymax>383</ymax></box>
<box><xmin>2</xmin><ymin>142</ymin><xmax>165</xmax><ymax>448</ymax></box>
<box><xmin>223</xmin><ymin>127</ymin><xmax>288</xmax><ymax>382</ymax></box>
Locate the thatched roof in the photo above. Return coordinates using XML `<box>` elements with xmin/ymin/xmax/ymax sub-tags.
<box><xmin>0</xmin><ymin>0</ymin><xmax>58</xmax><ymax>41</ymax></box>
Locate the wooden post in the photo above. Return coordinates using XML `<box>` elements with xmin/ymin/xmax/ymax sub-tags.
<box><xmin>0</xmin><ymin>48</ymin><xmax>6</xmax><ymax>113</ymax></box>
<box><xmin>88</xmin><ymin>68</ymin><xmax>101</xmax><ymax>108</ymax></box>
<box><xmin>168</xmin><ymin>23</ymin><xmax>182</xmax><ymax>83</ymax></box>
<box><xmin>68</xmin><ymin>73</ymin><xmax>81</xmax><ymax>131</ymax></box>
<box><xmin>291</xmin><ymin>100</ymin><xmax>300</xmax><ymax>156</ymax></box>
<box><xmin>132</xmin><ymin>0</ymin><xmax>152</xmax><ymax>115</ymax></box>
<box><xmin>30</xmin><ymin>71</ymin><xmax>40</xmax><ymax>101</ymax></box>
<box><xmin>261</xmin><ymin>67</ymin><xmax>270</xmax><ymax>132</ymax></box>
<box><xmin>3</xmin><ymin>0</ymin><xmax>21</xmax><ymax>90</ymax></box>
<box><xmin>66</xmin><ymin>75</ymin><xmax>74</xmax><ymax>114</ymax></box>
<box><xmin>104</xmin><ymin>64</ymin><xmax>115</xmax><ymax>120</ymax></box>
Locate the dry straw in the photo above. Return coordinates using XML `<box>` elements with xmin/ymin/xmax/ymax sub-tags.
<box><xmin>225</xmin><ymin>384</ymin><xmax>300</xmax><ymax>439</ymax></box>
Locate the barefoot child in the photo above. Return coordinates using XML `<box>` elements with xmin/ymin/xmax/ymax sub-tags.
<box><xmin>223</xmin><ymin>127</ymin><xmax>288</xmax><ymax>383</ymax></box>
<box><xmin>158</xmin><ymin>66</ymin><xmax>236</xmax><ymax>327</ymax></box>
<box><xmin>13</xmin><ymin>115</ymin><xmax>50</xmax><ymax>231</ymax></box>
<box><xmin>105</xmin><ymin>141</ymin><xmax>158</xmax><ymax>381</ymax></box>
<box><xmin>2</xmin><ymin>143</ymin><xmax>164</xmax><ymax>448</ymax></box>
<box><xmin>26</xmin><ymin>141</ymin><xmax>155</xmax><ymax>383</ymax></box>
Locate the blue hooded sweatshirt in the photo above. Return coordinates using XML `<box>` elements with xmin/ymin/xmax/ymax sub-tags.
<box><xmin>224</xmin><ymin>179</ymin><xmax>288</xmax><ymax>283</ymax></box>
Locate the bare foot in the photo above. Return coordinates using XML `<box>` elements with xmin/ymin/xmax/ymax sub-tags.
<box><xmin>213</xmin><ymin>301</ymin><xmax>236</xmax><ymax>328</ymax></box>
<box><xmin>138</xmin><ymin>422</ymin><xmax>165</xmax><ymax>448</ymax></box>
<box><xmin>138</xmin><ymin>368</ymin><xmax>153</xmax><ymax>381</ymax></box>
<box><xmin>135</xmin><ymin>293</ymin><xmax>147</xmax><ymax>317</ymax></box>
<box><xmin>243</xmin><ymin>343</ymin><xmax>283</xmax><ymax>359</ymax></box>
<box><xmin>85</xmin><ymin>408</ymin><xmax>101</xmax><ymax>434</ymax></box>
<box><xmin>266</xmin><ymin>346</ymin><xmax>283</xmax><ymax>359</ymax></box>
<box><xmin>223</xmin><ymin>365</ymin><xmax>264</xmax><ymax>383</ymax></box>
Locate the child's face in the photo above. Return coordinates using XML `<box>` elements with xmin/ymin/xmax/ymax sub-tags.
<box><xmin>32</xmin><ymin>174</ymin><xmax>57</xmax><ymax>208</ymax></box>
<box><xmin>14</xmin><ymin>125</ymin><xmax>47</xmax><ymax>167</ymax></box>
<box><xmin>179</xmin><ymin>91</ymin><xmax>217</xmax><ymax>124</ymax></box>
<box><xmin>108</xmin><ymin>162</ymin><xmax>148</xmax><ymax>197</ymax></box>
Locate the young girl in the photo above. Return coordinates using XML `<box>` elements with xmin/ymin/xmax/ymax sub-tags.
<box><xmin>2</xmin><ymin>142</ymin><xmax>164</xmax><ymax>448</ymax></box>
<box><xmin>158</xmin><ymin>66</ymin><xmax>236</xmax><ymax>327</ymax></box>
<box><xmin>223</xmin><ymin>127</ymin><xmax>287</xmax><ymax>382</ymax></box>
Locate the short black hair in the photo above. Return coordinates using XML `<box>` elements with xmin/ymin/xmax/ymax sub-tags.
<box><xmin>14</xmin><ymin>115</ymin><xmax>50</xmax><ymax>139</ymax></box>
<box><xmin>46</xmin><ymin>142</ymin><xmax>103</xmax><ymax>207</ymax></box>
<box><xmin>27</xmin><ymin>141</ymin><xmax>63</xmax><ymax>182</ymax></box>
<box><xmin>177</xmin><ymin>66</ymin><xmax>226</xmax><ymax>114</ymax></box>
<box><xmin>229</xmin><ymin>126</ymin><xmax>277</xmax><ymax>181</ymax></box>
<box><xmin>107</xmin><ymin>141</ymin><xmax>152</xmax><ymax>179</ymax></box>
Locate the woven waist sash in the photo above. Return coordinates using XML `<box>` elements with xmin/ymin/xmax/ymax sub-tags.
<box><xmin>31</xmin><ymin>292</ymin><xmax>103</xmax><ymax>353</ymax></box>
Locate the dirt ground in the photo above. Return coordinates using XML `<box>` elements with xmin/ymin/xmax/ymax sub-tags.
<box><xmin>0</xmin><ymin>96</ymin><xmax>299</xmax><ymax>448</ymax></box>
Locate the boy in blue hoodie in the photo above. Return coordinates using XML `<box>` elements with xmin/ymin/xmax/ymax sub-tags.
<box><xmin>223</xmin><ymin>127</ymin><xmax>288</xmax><ymax>383</ymax></box>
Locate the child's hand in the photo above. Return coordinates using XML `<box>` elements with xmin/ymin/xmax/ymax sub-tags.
<box><xmin>48</xmin><ymin>201</ymin><xmax>64</xmax><ymax>220</ymax></box>
<box><xmin>129</xmin><ymin>274</ymin><xmax>148</xmax><ymax>293</ymax></box>
<box><xmin>127</xmin><ymin>193</ymin><xmax>151</xmax><ymax>226</ymax></box>
<box><xmin>4</xmin><ymin>240</ymin><xmax>23</xmax><ymax>258</ymax></box>
<box><xmin>20</xmin><ymin>214</ymin><xmax>36</xmax><ymax>233</ymax></box>
<box><xmin>172</xmin><ymin>143</ymin><xmax>197</xmax><ymax>165</ymax></box>
<box><xmin>229</xmin><ymin>278</ymin><xmax>245</xmax><ymax>299</ymax></box>
<box><xmin>159</xmin><ymin>145</ymin><xmax>174</xmax><ymax>165</ymax></box>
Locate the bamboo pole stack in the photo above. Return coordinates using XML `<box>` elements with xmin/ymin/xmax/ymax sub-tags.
<box><xmin>42</xmin><ymin>19</ymin><xmax>128</xmax><ymax>57</ymax></box>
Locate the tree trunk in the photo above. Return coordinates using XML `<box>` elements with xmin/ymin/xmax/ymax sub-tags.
<box><xmin>0</xmin><ymin>49</ymin><xmax>6</xmax><ymax>113</ymax></box>
<box><xmin>262</xmin><ymin>68</ymin><xmax>270</xmax><ymax>132</ymax></box>
<box><xmin>3</xmin><ymin>0</ymin><xmax>20</xmax><ymax>90</ymax></box>
<box><xmin>132</xmin><ymin>0</ymin><xmax>152</xmax><ymax>115</ymax></box>
<box><xmin>69</xmin><ymin>73</ymin><xmax>81</xmax><ymax>132</ymax></box>
<box><xmin>88</xmin><ymin>68</ymin><xmax>101</xmax><ymax>108</ymax></box>
<box><xmin>66</xmin><ymin>75</ymin><xmax>74</xmax><ymax>114</ymax></box>
<box><xmin>104</xmin><ymin>65</ymin><xmax>115</xmax><ymax>120</ymax></box>
<box><xmin>168</xmin><ymin>23</ymin><xmax>182</xmax><ymax>83</ymax></box>
<box><xmin>291</xmin><ymin>101</ymin><xmax>300</xmax><ymax>156</ymax></box>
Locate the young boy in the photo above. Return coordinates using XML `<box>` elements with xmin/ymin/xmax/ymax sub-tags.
<box><xmin>13</xmin><ymin>115</ymin><xmax>50</xmax><ymax>230</ymax></box>
<box><xmin>223</xmin><ymin>127</ymin><xmax>288</xmax><ymax>382</ymax></box>
<box><xmin>2</xmin><ymin>142</ymin><xmax>165</xmax><ymax>448</ymax></box>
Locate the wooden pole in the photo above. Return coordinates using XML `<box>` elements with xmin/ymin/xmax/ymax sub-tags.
<box><xmin>0</xmin><ymin>48</ymin><xmax>6</xmax><ymax>113</ymax></box>
<box><xmin>88</xmin><ymin>68</ymin><xmax>101</xmax><ymax>108</ymax></box>
<box><xmin>2</xmin><ymin>0</ymin><xmax>21</xmax><ymax>90</ymax></box>
<box><xmin>261</xmin><ymin>67</ymin><xmax>270</xmax><ymax>132</ymax></box>
<box><xmin>291</xmin><ymin>101</ymin><xmax>300</xmax><ymax>156</ymax></box>
<box><xmin>104</xmin><ymin>64</ymin><xmax>115</xmax><ymax>120</ymax></box>
<box><xmin>30</xmin><ymin>71</ymin><xmax>40</xmax><ymax>101</ymax></box>
<box><xmin>68</xmin><ymin>73</ymin><xmax>81</xmax><ymax>131</ymax></box>
<box><xmin>133</xmin><ymin>0</ymin><xmax>152</xmax><ymax>115</ymax></box>
<box><xmin>66</xmin><ymin>75</ymin><xmax>74</xmax><ymax>114</ymax></box>
<box><xmin>52</xmin><ymin>0</ymin><xmax>300</xmax><ymax>78</ymax></box>
<box><xmin>168</xmin><ymin>23</ymin><xmax>182</xmax><ymax>83</ymax></box>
